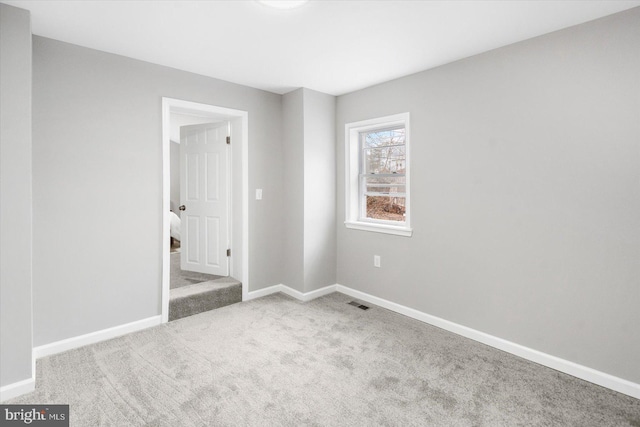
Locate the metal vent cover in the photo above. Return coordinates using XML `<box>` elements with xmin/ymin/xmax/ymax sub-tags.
<box><xmin>348</xmin><ymin>301</ymin><xmax>370</xmax><ymax>310</ymax></box>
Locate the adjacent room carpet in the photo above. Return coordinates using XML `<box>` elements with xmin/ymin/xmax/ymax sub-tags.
<box><xmin>7</xmin><ymin>293</ymin><xmax>640</xmax><ymax>426</ymax></box>
<box><xmin>170</xmin><ymin>252</ymin><xmax>223</xmax><ymax>290</ymax></box>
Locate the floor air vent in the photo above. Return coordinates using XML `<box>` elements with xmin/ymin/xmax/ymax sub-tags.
<box><xmin>348</xmin><ymin>301</ymin><xmax>370</xmax><ymax>310</ymax></box>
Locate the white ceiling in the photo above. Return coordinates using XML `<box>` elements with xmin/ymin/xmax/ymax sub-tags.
<box><xmin>5</xmin><ymin>0</ymin><xmax>640</xmax><ymax>95</ymax></box>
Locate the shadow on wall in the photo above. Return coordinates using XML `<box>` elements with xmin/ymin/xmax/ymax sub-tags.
<box><xmin>170</xmin><ymin>140</ymin><xmax>180</xmax><ymax>213</ymax></box>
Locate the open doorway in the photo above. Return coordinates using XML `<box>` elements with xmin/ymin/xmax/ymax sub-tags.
<box><xmin>162</xmin><ymin>98</ymin><xmax>249</xmax><ymax>323</ymax></box>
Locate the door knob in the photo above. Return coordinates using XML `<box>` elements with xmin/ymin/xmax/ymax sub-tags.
<box><xmin>179</xmin><ymin>205</ymin><xmax>186</xmax><ymax>211</ymax></box>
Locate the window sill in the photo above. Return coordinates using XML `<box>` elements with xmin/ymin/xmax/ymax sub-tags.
<box><xmin>344</xmin><ymin>221</ymin><xmax>413</xmax><ymax>237</ymax></box>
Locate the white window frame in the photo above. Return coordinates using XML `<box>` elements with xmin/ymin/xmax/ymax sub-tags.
<box><xmin>345</xmin><ymin>113</ymin><xmax>412</xmax><ymax>237</ymax></box>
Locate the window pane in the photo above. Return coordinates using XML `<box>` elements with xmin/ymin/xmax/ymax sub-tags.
<box><xmin>364</xmin><ymin>128</ymin><xmax>405</xmax><ymax>149</ymax></box>
<box><xmin>363</xmin><ymin>146</ymin><xmax>406</xmax><ymax>174</ymax></box>
<box><xmin>366</xmin><ymin>196</ymin><xmax>406</xmax><ymax>222</ymax></box>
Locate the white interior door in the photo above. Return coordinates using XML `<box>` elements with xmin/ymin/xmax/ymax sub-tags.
<box><xmin>180</xmin><ymin>122</ymin><xmax>229</xmax><ymax>276</ymax></box>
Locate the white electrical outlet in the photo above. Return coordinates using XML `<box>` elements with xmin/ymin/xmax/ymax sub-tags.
<box><xmin>256</xmin><ymin>189</ymin><xmax>263</xmax><ymax>200</ymax></box>
<box><xmin>374</xmin><ymin>255</ymin><xmax>381</xmax><ymax>268</ymax></box>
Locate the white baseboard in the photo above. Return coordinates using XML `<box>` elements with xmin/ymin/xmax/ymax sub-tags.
<box><xmin>33</xmin><ymin>315</ymin><xmax>162</xmax><ymax>359</ymax></box>
<box><xmin>280</xmin><ymin>284</ymin><xmax>337</xmax><ymax>301</ymax></box>
<box><xmin>335</xmin><ymin>284</ymin><xmax>640</xmax><ymax>400</ymax></box>
<box><xmin>0</xmin><ymin>376</ymin><xmax>35</xmax><ymax>402</ymax></box>
<box><xmin>244</xmin><ymin>284</ymin><xmax>285</xmax><ymax>301</ymax></box>
<box><xmin>245</xmin><ymin>284</ymin><xmax>337</xmax><ymax>302</ymax></box>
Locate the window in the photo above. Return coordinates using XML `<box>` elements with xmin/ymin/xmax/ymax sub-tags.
<box><xmin>345</xmin><ymin>113</ymin><xmax>411</xmax><ymax>237</ymax></box>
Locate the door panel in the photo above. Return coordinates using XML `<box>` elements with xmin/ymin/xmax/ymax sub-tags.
<box><xmin>206</xmin><ymin>153</ymin><xmax>219</xmax><ymax>201</ymax></box>
<box><xmin>186</xmin><ymin>153</ymin><xmax>199</xmax><ymax>201</ymax></box>
<box><xmin>186</xmin><ymin>215</ymin><xmax>200</xmax><ymax>263</ymax></box>
<box><xmin>179</xmin><ymin>122</ymin><xmax>229</xmax><ymax>276</ymax></box>
<box><xmin>206</xmin><ymin>217</ymin><xmax>220</xmax><ymax>267</ymax></box>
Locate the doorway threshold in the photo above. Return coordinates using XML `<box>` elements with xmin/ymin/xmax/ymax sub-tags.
<box><xmin>169</xmin><ymin>277</ymin><xmax>241</xmax><ymax>321</ymax></box>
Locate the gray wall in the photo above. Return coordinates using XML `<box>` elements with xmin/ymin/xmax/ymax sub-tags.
<box><xmin>32</xmin><ymin>36</ymin><xmax>284</xmax><ymax>346</ymax></box>
<box><xmin>336</xmin><ymin>8</ymin><xmax>640</xmax><ymax>383</ymax></box>
<box><xmin>302</xmin><ymin>89</ymin><xmax>336</xmax><ymax>292</ymax></box>
<box><xmin>0</xmin><ymin>4</ymin><xmax>33</xmax><ymax>387</ymax></box>
<box><xmin>281</xmin><ymin>88</ymin><xmax>336</xmax><ymax>293</ymax></box>
<box><xmin>281</xmin><ymin>89</ymin><xmax>305</xmax><ymax>292</ymax></box>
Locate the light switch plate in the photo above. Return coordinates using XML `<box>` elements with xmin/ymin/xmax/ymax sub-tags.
<box><xmin>256</xmin><ymin>189</ymin><xmax>263</xmax><ymax>200</ymax></box>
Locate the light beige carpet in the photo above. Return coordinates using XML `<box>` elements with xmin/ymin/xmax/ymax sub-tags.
<box><xmin>8</xmin><ymin>293</ymin><xmax>640</xmax><ymax>426</ymax></box>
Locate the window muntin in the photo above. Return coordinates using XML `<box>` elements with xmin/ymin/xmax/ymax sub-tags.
<box><xmin>345</xmin><ymin>113</ymin><xmax>411</xmax><ymax>237</ymax></box>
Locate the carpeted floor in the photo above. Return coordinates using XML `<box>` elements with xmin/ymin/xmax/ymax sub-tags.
<box><xmin>7</xmin><ymin>293</ymin><xmax>640</xmax><ymax>426</ymax></box>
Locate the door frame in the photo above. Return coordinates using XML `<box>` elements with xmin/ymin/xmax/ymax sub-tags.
<box><xmin>161</xmin><ymin>97</ymin><xmax>249</xmax><ymax>323</ymax></box>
